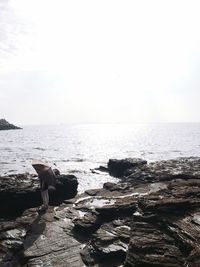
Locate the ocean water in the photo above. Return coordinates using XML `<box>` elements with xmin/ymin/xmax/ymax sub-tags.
<box><xmin>0</xmin><ymin>123</ymin><xmax>200</xmax><ymax>192</ymax></box>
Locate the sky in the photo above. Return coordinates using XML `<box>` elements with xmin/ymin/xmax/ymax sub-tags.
<box><xmin>0</xmin><ymin>0</ymin><xmax>200</xmax><ymax>125</ymax></box>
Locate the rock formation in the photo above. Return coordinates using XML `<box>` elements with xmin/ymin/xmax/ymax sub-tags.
<box><xmin>1</xmin><ymin>157</ymin><xmax>200</xmax><ymax>266</ymax></box>
<box><xmin>0</xmin><ymin>119</ymin><xmax>22</xmax><ymax>130</ymax></box>
<box><xmin>0</xmin><ymin>173</ymin><xmax>78</xmax><ymax>218</ymax></box>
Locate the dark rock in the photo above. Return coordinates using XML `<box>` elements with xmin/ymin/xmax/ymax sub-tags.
<box><xmin>2</xmin><ymin>156</ymin><xmax>200</xmax><ymax>267</ymax></box>
<box><xmin>124</xmin><ymin>213</ymin><xmax>186</xmax><ymax>267</ymax></box>
<box><xmin>96</xmin><ymin>196</ymin><xmax>137</xmax><ymax>220</ymax></box>
<box><xmin>85</xmin><ymin>189</ymin><xmax>101</xmax><ymax>196</ymax></box>
<box><xmin>81</xmin><ymin>220</ymin><xmax>130</xmax><ymax>266</ymax></box>
<box><xmin>95</xmin><ymin>166</ymin><xmax>109</xmax><ymax>172</ymax></box>
<box><xmin>0</xmin><ymin>119</ymin><xmax>22</xmax><ymax>130</ymax></box>
<box><xmin>90</xmin><ymin>166</ymin><xmax>109</xmax><ymax>174</ymax></box>
<box><xmin>103</xmin><ymin>182</ymin><xmax>130</xmax><ymax>192</ymax></box>
<box><xmin>51</xmin><ymin>174</ymin><xmax>78</xmax><ymax>203</ymax></box>
<box><xmin>126</xmin><ymin>157</ymin><xmax>200</xmax><ymax>184</ymax></box>
<box><xmin>103</xmin><ymin>182</ymin><xmax>122</xmax><ymax>191</ymax></box>
<box><xmin>22</xmin><ymin>207</ymin><xmax>85</xmax><ymax>267</ymax></box>
<box><xmin>0</xmin><ymin>209</ymin><xmax>38</xmax><ymax>267</ymax></box>
<box><xmin>124</xmin><ymin>176</ymin><xmax>200</xmax><ymax>267</ymax></box>
<box><xmin>0</xmin><ymin>173</ymin><xmax>78</xmax><ymax>218</ymax></box>
<box><xmin>52</xmin><ymin>168</ymin><xmax>60</xmax><ymax>176</ymax></box>
<box><xmin>108</xmin><ymin>158</ymin><xmax>147</xmax><ymax>177</ymax></box>
<box><xmin>0</xmin><ymin>205</ymin><xmax>86</xmax><ymax>267</ymax></box>
<box><xmin>73</xmin><ymin>211</ymin><xmax>101</xmax><ymax>234</ymax></box>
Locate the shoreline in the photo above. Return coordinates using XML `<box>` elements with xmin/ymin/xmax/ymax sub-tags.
<box><xmin>1</xmin><ymin>157</ymin><xmax>200</xmax><ymax>266</ymax></box>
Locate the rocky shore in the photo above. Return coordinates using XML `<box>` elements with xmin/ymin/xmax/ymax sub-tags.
<box><xmin>1</xmin><ymin>157</ymin><xmax>200</xmax><ymax>266</ymax></box>
<box><xmin>0</xmin><ymin>119</ymin><xmax>22</xmax><ymax>130</ymax></box>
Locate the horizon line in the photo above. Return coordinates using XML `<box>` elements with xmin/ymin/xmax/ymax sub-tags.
<box><xmin>18</xmin><ymin>121</ymin><xmax>200</xmax><ymax>126</ymax></box>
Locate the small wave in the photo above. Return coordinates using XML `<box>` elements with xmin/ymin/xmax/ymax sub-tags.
<box><xmin>33</xmin><ymin>147</ymin><xmax>46</xmax><ymax>151</ymax></box>
<box><xmin>72</xmin><ymin>158</ymin><xmax>85</xmax><ymax>162</ymax></box>
<box><xmin>60</xmin><ymin>158</ymin><xmax>86</xmax><ymax>163</ymax></box>
<box><xmin>7</xmin><ymin>169</ymin><xmax>17</xmax><ymax>173</ymax></box>
<box><xmin>1</xmin><ymin>147</ymin><xmax>12</xmax><ymax>152</ymax></box>
<box><xmin>68</xmin><ymin>170</ymin><xmax>87</xmax><ymax>174</ymax></box>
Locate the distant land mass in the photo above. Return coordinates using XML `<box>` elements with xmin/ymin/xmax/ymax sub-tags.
<box><xmin>0</xmin><ymin>119</ymin><xmax>22</xmax><ymax>130</ymax></box>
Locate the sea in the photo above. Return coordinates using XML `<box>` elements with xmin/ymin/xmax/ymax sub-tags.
<box><xmin>0</xmin><ymin>123</ymin><xmax>200</xmax><ymax>192</ymax></box>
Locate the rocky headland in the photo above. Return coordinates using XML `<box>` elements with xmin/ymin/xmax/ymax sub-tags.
<box><xmin>1</xmin><ymin>157</ymin><xmax>200</xmax><ymax>267</ymax></box>
<box><xmin>0</xmin><ymin>119</ymin><xmax>22</xmax><ymax>130</ymax></box>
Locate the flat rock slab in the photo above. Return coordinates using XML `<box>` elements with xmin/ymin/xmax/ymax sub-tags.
<box><xmin>22</xmin><ymin>209</ymin><xmax>85</xmax><ymax>267</ymax></box>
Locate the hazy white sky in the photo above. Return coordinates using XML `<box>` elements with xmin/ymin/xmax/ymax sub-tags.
<box><xmin>0</xmin><ymin>0</ymin><xmax>200</xmax><ymax>125</ymax></box>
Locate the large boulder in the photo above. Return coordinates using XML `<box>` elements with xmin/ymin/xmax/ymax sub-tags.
<box><xmin>108</xmin><ymin>158</ymin><xmax>147</xmax><ymax>177</ymax></box>
<box><xmin>0</xmin><ymin>119</ymin><xmax>22</xmax><ymax>130</ymax></box>
<box><xmin>0</xmin><ymin>173</ymin><xmax>78</xmax><ymax>218</ymax></box>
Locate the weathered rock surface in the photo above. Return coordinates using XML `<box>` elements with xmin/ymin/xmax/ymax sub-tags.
<box><xmin>124</xmin><ymin>195</ymin><xmax>200</xmax><ymax>266</ymax></box>
<box><xmin>0</xmin><ymin>209</ymin><xmax>38</xmax><ymax>267</ymax></box>
<box><xmin>0</xmin><ymin>119</ymin><xmax>22</xmax><ymax>130</ymax></box>
<box><xmin>1</xmin><ymin>157</ymin><xmax>200</xmax><ymax>267</ymax></box>
<box><xmin>22</xmin><ymin>207</ymin><xmax>85</xmax><ymax>267</ymax></box>
<box><xmin>108</xmin><ymin>158</ymin><xmax>147</xmax><ymax>177</ymax></box>
<box><xmin>0</xmin><ymin>207</ymin><xmax>85</xmax><ymax>267</ymax></box>
<box><xmin>0</xmin><ymin>173</ymin><xmax>78</xmax><ymax>218</ymax></box>
<box><xmin>124</xmin><ymin>157</ymin><xmax>200</xmax><ymax>184</ymax></box>
<box><xmin>122</xmin><ymin>158</ymin><xmax>200</xmax><ymax>267</ymax></box>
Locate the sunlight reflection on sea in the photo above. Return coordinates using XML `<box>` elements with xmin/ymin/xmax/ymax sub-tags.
<box><xmin>0</xmin><ymin>123</ymin><xmax>200</xmax><ymax>192</ymax></box>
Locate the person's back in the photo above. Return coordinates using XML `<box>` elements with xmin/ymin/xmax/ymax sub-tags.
<box><xmin>32</xmin><ymin>160</ymin><xmax>60</xmax><ymax>211</ymax></box>
<box><xmin>39</xmin><ymin>167</ymin><xmax>56</xmax><ymax>191</ymax></box>
<box><xmin>38</xmin><ymin>167</ymin><xmax>57</xmax><ymax>211</ymax></box>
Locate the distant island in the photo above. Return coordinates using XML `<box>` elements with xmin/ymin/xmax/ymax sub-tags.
<box><xmin>0</xmin><ymin>119</ymin><xmax>22</xmax><ymax>130</ymax></box>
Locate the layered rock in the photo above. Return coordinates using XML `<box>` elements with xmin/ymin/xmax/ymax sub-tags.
<box><xmin>0</xmin><ymin>173</ymin><xmax>78</xmax><ymax>218</ymax></box>
<box><xmin>120</xmin><ymin>158</ymin><xmax>200</xmax><ymax>267</ymax></box>
<box><xmin>124</xmin><ymin>192</ymin><xmax>200</xmax><ymax>266</ymax></box>
<box><xmin>1</xmin><ymin>157</ymin><xmax>200</xmax><ymax>267</ymax></box>
<box><xmin>0</xmin><ymin>119</ymin><xmax>22</xmax><ymax>130</ymax></box>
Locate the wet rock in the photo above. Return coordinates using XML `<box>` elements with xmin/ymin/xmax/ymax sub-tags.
<box><xmin>108</xmin><ymin>158</ymin><xmax>147</xmax><ymax>177</ymax></box>
<box><xmin>73</xmin><ymin>192</ymin><xmax>140</xmax><ymax>266</ymax></box>
<box><xmin>0</xmin><ymin>173</ymin><xmax>78</xmax><ymax>218</ymax></box>
<box><xmin>94</xmin><ymin>166</ymin><xmax>109</xmax><ymax>172</ymax></box>
<box><xmin>90</xmin><ymin>166</ymin><xmax>109</xmax><ymax>175</ymax></box>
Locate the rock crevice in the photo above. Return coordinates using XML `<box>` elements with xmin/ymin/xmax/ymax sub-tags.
<box><xmin>1</xmin><ymin>157</ymin><xmax>200</xmax><ymax>266</ymax></box>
